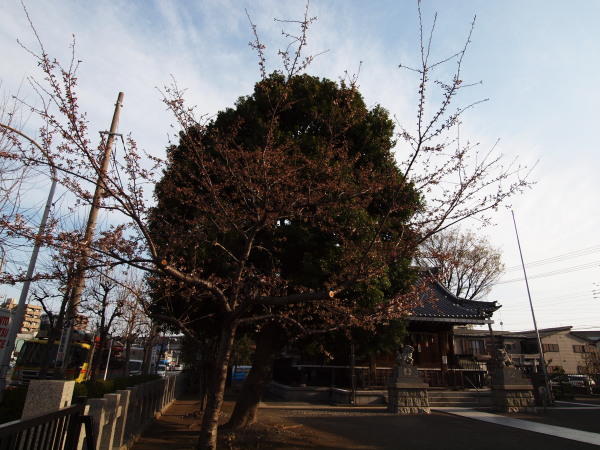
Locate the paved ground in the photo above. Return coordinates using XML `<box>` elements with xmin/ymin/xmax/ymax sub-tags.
<box><xmin>131</xmin><ymin>393</ymin><xmax>202</xmax><ymax>450</ymax></box>
<box><xmin>132</xmin><ymin>392</ymin><xmax>600</xmax><ymax>449</ymax></box>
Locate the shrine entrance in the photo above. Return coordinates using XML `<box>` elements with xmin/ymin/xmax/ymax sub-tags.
<box><xmin>410</xmin><ymin>332</ymin><xmax>441</xmax><ymax>368</ymax></box>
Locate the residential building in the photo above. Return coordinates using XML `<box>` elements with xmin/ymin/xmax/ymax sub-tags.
<box><xmin>73</xmin><ymin>314</ymin><xmax>89</xmax><ymax>333</ymax></box>
<box><xmin>1</xmin><ymin>298</ymin><xmax>43</xmax><ymax>335</ymax></box>
<box><xmin>454</xmin><ymin>326</ymin><xmax>600</xmax><ymax>375</ymax></box>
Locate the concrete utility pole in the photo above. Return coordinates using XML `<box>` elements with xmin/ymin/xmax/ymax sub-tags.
<box><xmin>55</xmin><ymin>92</ymin><xmax>124</xmax><ymax>376</ymax></box>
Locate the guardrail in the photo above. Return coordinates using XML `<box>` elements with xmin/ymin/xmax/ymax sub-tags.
<box><xmin>0</xmin><ymin>372</ymin><xmax>188</xmax><ymax>450</ymax></box>
<box><xmin>0</xmin><ymin>400</ymin><xmax>94</xmax><ymax>450</ymax></box>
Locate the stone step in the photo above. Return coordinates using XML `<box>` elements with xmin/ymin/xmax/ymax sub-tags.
<box><xmin>429</xmin><ymin>400</ymin><xmax>481</xmax><ymax>407</ymax></box>
<box><xmin>428</xmin><ymin>390</ymin><xmax>491</xmax><ymax>407</ymax></box>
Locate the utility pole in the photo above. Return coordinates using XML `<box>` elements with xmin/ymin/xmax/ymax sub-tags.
<box><xmin>55</xmin><ymin>92</ymin><xmax>124</xmax><ymax>377</ymax></box>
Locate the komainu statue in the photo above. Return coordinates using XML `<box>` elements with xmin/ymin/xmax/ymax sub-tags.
<box><xmin>396</xmin><ymin>345</ymin><xmax>415</xmax><ymax>366</ymax></box>
<box><xmin>497</xmin><ymin>348</ymin><xmax>515</xmax><ymax>367</ymax></box>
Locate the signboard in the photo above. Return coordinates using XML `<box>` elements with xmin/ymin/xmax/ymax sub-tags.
<box><xmin>0</xmin><ymin>309</ymin><xmax>12</xmax><ymax>364</ymax></box>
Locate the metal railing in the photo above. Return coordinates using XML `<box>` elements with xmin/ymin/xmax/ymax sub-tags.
<box><xmin>0</xmin><ymin>401</ymin><xmax>94</xmax><ymax>450</ymax></box>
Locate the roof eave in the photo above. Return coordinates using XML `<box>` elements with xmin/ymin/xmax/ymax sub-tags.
<box><xmin>409</xmin><ymin>316</ymin><xmax>492</xmax><ymax>325</ymax></box>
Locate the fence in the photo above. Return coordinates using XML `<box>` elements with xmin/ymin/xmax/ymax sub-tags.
<box><xmin>272</xmin><ymin>363</ymin><xmax>488</xmax><ymax>390</ymax></box>
<box><xmin>0</xmin><ymin>372</ymin><xmax>188</xmax><ymax>450</ymax></box>
<box><xmin>0</xmin><ymin>400</ymin><xmax>93</xmax><ymax>450</ymax></box>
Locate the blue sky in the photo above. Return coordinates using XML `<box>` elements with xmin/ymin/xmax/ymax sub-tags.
<box><xmin>1</xmin><ymin>0</ymin><xmax>599</xmax><ymax>332</ymax></box>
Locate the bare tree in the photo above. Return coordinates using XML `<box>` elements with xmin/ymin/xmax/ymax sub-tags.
<box><xmin>80</xmin><ymin>268</ymin><xmax>125</xmax><ymax>381</ymax></box>
<box><xmin>397</xmin><ymin>5</ymin><xmax>532</xmax><ymax>243</ymax></box>
<box><xmin>416</xmin><ymin>227</ymin><xmax>504</xmax><ymax>300</ymax></box>
<box><xmin>0</xmin><ymin>84</ymin><xmax>41</xmax><ymax>276</ymax></box>
<box><xmin>110</xmin><ymin>270</ymin><xmax>152</xmax><ymax>377</ymax></box>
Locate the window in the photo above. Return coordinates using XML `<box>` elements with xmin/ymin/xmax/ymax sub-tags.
<box><xmin>469</xmin><ymin>339</ymin><xmax>485</xmax><ymax>354</ymax></box>
<box><xmin>454</xmin><ymin>338</ymin><xmax>485</xmax><ymax>355</ymax></box>
<box><xmin>542</xmin><ymin>343</ymin><xmax>559</xmax><ymax>352</ymax></box>
<box><xmin>573</xmin><ymin>345</ymin><xmax>586</xmax><ymax>353</ymax></box>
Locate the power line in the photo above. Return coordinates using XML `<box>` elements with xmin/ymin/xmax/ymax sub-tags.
<box><xmin>496</xmin><ymin>262</ymin><xmax>599</xmax><ymax>285</ymax></box>
<box><xmin>503</xmin><ymin>244</ymin><xmax>600</xmax><ymax>273</ymax></box>
<box><xmin>499</xmin><ymin>289</ymin><xmax>598</xmax><ymax>303</ymax></box>
<box><xmin>500</xmin><ymin>300</ymin><xmax>598</xmax><ymax>311</ymax></box>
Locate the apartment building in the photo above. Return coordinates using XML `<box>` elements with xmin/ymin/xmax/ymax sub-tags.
<box><xmin>1</xmin><ymin>298</ymin><xmax>43</xmax><ymax>335</ymax></box>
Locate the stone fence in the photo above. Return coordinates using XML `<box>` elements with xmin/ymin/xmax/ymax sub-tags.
<box><xmin>21</xmin><ymin>372</ymin><xmax>188</xmax><ymax>449</ymax></box>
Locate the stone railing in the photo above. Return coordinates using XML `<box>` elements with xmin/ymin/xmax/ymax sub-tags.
<box><xmin>20</xmin><ymin>372</ymin><xmax>188</xmax><ymax>449</ymax></box>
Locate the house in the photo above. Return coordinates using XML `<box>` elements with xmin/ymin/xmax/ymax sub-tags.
<box><xmin>454</xmin><ymin>326</ymin><xmax>600</xmax><ymax>375</ymax></box>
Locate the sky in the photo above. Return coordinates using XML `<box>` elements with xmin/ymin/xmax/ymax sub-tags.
<box><xmin>0</xmin><ymin>0</ymin><xmax>599</xmax><ymax>333</ymax></box>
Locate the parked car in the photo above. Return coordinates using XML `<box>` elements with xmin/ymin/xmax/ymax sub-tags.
<box><xmin>157</xmin><ymin>364</ymin><xmax>167</xmax><ymax>377</ymax></box>
<box><xmin>566</xmin><ymin>375</ymin><xmax>595</xmax><ymax>388</ymax></box>
<box><xmin>550</xmin><ymin>374</ymin><xmax>595</xmax><ymax>388</ymax></box>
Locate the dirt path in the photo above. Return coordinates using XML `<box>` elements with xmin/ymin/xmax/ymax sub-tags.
<box><xmin>133</xmin><ymin>392</ymin><xmax>600</xmax><ymax>450</ymax></box>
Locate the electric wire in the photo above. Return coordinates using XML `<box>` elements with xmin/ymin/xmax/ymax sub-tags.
<box><xmin>503</xmin><ymin>244</ymin><xmax>600</xmax><ymax>273</ymax></box>
<box><xmin>495</xmin><ymin>261</ymin><xmax>599</xmax><ymax>285</ymax></box>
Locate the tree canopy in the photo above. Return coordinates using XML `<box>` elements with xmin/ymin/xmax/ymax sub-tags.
<box><xmin>150</xmin><ymin>72</ymin><xmax>421</xmax><ymax>333</ymax></box>
<box><xmin>416</xmin><ymin>227</ymin><xmax>504</xmax><ymax>300</ymax></box>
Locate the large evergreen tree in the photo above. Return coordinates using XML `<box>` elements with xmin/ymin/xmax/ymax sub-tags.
<box><xmin>150</xmin><ymin>73</ymin><xmax>421</xmax><ymax>445</ymax></box>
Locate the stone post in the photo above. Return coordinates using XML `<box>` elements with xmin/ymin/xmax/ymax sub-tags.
<box><xmin>99</xmin><ymin>393</ymin><xmax>120</xmax><ymax>450</ymax></box>
<box><xmin>87</xmin><ymin>398</ymin><xmax>107</xmax><ymax>450</ymax></box>
<box><xmin>21</xmin><ymin>380</ymin><xmax>75</xmax><ymax>419</ymax></box>
<box><xmin>387</xmin><ymin>346</ymin><xmax>430</xmax><ymax>414</ymax></box>
<box><xmin>491</xmin><ymin>350</ymin><xmax>536</xmax><ymax>413</ymax></box>
<box><xmin>124</xmin><ymin>386</ymin><xmax>140</xmax><ymax>441</ymax></box>
<box><xmin>113</xmin><ymin>389</ymin><xmax>131</xmax><ymax>449</ymax></box>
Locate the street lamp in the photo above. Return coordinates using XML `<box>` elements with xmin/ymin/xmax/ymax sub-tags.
<box><xmin>511</xmin><ymin>211</ymin><xmax>552</xmax><ymax>405</ymax></box>
<box><xmin>0</xmin><ymin>123</ymin><xmax>57</xmax><ymax>400</ymax></box>
<box><xmin>103</xmin><ymin>336</ymin><xmax>114</xmax><ymax>381</ymax></box>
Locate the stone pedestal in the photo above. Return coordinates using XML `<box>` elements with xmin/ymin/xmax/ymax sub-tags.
<box><xmin>22</xmin><ymin>380</ymin><xmax>75</xmax><ymax>418</ymax></box>
<box><xmin>387</xmin><ymin>365</ymin><xmax>430</xmax><ymax>414</ymax></box>
<box><xmin>491</xmin><ymin>367</ymin><xmax>536</xmax><ymax>413</ymax></box>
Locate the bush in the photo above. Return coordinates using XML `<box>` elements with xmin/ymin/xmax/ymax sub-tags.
<box><xmin>0</xmin><ymin>374</ymin><xmax>162</xmax><ymax>424</ymax></box>
<box><xmin>0</xmin><ymin>386</ymin><xmax>28</xmax><ymax>423</ymax></box>
<box><xmin>73</xmin><ymin>374</ymin><xmax>161</xmax><ymax>401</ymax></box>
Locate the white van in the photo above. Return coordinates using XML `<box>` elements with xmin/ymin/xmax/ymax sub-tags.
<box><xmin>157</xmin><ymin>364</ymin><xmax>167</xmax><ymax>377</ymax></box>
<box><xmin>129</xmin><ymin>359</ymin><xmax>143</xmax><ymax>376</ymax></box>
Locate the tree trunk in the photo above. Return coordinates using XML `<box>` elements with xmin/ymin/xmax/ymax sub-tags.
<box><xmin>90</xmin><ymin>331</ymin><xmax>108</xmax><ymax>382</ymax></box>
<box><xmin>38</xmin><ymin>327</ymin><xmax>59</xmax><ymax>380</ymax></box>
<box><xmin>226</xmin><ymin>323</ymin><xmax>284</xmax><ymax>428</ymax></box>
<box><xmin>197</xmin><ymin>322</ymin><xmax>237</xmax><ymax>450</ymax></box>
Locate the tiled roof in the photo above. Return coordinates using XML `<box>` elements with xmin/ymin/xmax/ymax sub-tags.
<box><xmin>570</xmin><ymin>330</ymin><xmax>600</xmax><ymax>342</ymax></box>
<box><xmin>409</xmin><ymin>280</ymin><xmax>500</xmax><ymax>322</ymax></box>
<box><xmin>516</xmin><ymin>326</ymin><xmax>572</xmax><ymax>338</ymax></box>
<box><xmin>454</xmin><ymin>326</ymin><xmax>585</xmax><ymax>340</ymax></box>
<box><xmin>453</xmin><ymin>329</ymin><xmax>531</xmax><ymax>339</ymax></box>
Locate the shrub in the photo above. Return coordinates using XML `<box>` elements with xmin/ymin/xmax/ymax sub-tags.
<box><xmin>73</xmin><ymin>374</ymin><xmax>161</xmax><ymax>401</ymax></box>
<box><xmin>0</xmin><ymin>374</ymin><xmax>162</xmax><ymax>424</ymax></box>
<box><xmin>0</xmin><ymin>386</ymin><xmax>28</xmax><ymax>423</ymax></box>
